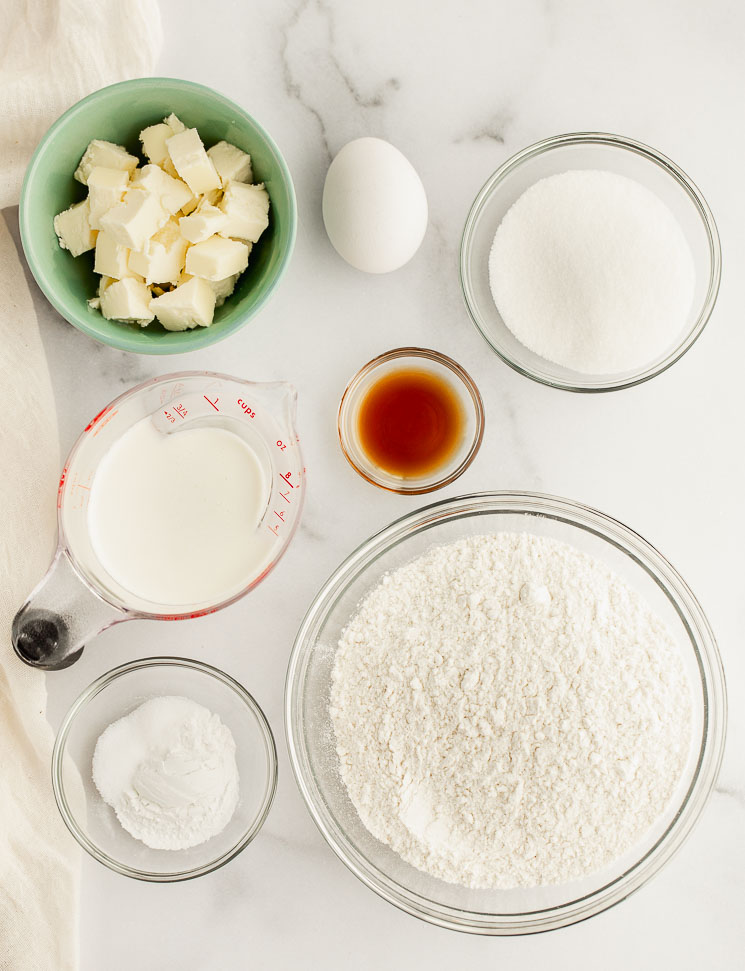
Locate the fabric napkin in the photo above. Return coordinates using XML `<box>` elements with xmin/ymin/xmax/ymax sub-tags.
<box><xmin>0</xmin><ymin>2</ymin><xmax>161</xmax><ymax>968</ymax></box>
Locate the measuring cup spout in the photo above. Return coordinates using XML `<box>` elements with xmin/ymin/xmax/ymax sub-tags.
<box><xmin>12</xmin><ymin>550</ymin><xmax>123</xmax><ymax>670</ymax></box>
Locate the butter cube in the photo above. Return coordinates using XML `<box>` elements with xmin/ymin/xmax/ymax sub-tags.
<box><xmin>218</xmin><ymin>181</ymin><xmax>269</xmax><ymax>243</ymax></box>
<box><xmin>53</xmin><ymin>199</ymin><xmax>97</xmax><ymax>257</ymax></box>
<box><xmin>100</xmin><ymin>278</ymin><xmax>154</xmax><ymax>326</ymax></box>
<box><xmin>94</xmin><ymin>231</ymin><xmax>130</xmax><ymax>278</ymax></box>
<box><xmin>180</xmin><ymin>270</ymin><xmax>242</xmax><ymax>307</ymax></box>
<box><xmin>211</xmin><ymin>272</ymin><xmax>240</xmax><ymax>307</ymax></box>
<box><xmin>129</xmin><ymin>219</ymin><xmax>189</xmax><ymax>284</ymax></box>
<box><xmin>132</xmin><ymin>165</ymin><xmax>192</xmax><ymax>214</ymax></box>
<box><xmin>87</xmin><ymin>167</ymin><xmax>130</xmax><ymax>229</ymax></box>
<box><xmin>150</xmin><ymin>277</ymin><xmax>216</xmax><ymax>330</ymax></box>
<box><xmin>162</xmin><ymin>157</ymin><xmax>180</xmax><ymax>179</ymax></box>
<box><xmin>164</xmin><ymin>113</ymin><xmax>186</xmax><ymax>135</ymax></box>
<box><xmin>202</xmin><ymin>188</ymin><xmax>223</xmax><ymax>207</ymax></box>
<box><xmin>139</xmin><ymin>123</ymin><xmax>172</xmax><ymax>166</ymax></box>
<box><xmin>166</xmin><ymin>128</ymin><xmax>221</xmax><ymax>196</ymax></box>
<box><xmin>179</xmin><ymin>202</ymin><xmax>227</xmax><ymax>244</ymax></box>
<box><xmin>100</xmin><ymin>188</ymin><xmax>169</xmax><ymax>252</ymax></box>
<box><xmin>74</xmin><ymin>140</ymin><xmax>138</xmax><ymax>185</ymax></box>
<box><xmin>207</xmin><ymin>141</ymin><xmax>253</xmax><ymax>186</ymax></box>
<box><xmin>185</xmin><ymin>235</ymin><xmax>250</xmax><ymax>281</ymax></box>
<box><xmin>180</xmin><ymin>193</ymin><xmax>199</xmax><ymax>215</ymax></box>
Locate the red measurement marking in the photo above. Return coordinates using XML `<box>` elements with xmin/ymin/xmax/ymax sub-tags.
<box><xmin>268</xmin><ymin>523</ymin><xmax>280</xmax><ymax>536</ymax></box>
<box><xmin>84</xmin><ymin>406</ymin><xmax>108</xmax><ymax>432</ymax></box>
<box><xmin>280</xmin><ymin>490</ymin><xmax>291</xmax><ymax>503</ymax></box>
<box><xmin>163</xmin><ymin>410</ymin><xmax>175</xmax><ymax>423</ymax></box>
<box><xmin>204</xmin><ymin>395</ymin><xmax>220</xmax><ymax>412</ymax></box>
<box><xmin>280</xmin><ymin>472</ymin><xmax>294</xmax><ymax>488</ymax></box>
<box><xmin>276</xmin><ymin>439</ymin><xmax>287</xmax><ymax>451</ymax></box>
<box><xmin>57</xmin><ymin>467</ymin><xmax>68</xmax><ymax>508</ymax></box>
<box><xmin>174</xmin><ymin>403</ymin><xmax>188</xmax><ymax>419</ymax></box>
<box><xmin>274</xmin><ymin>510</ymin><xmax>285</xmax><ymax>522</ymax></box>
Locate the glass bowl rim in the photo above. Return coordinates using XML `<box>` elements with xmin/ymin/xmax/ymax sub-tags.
<box><xmin>285</xmin><ymin>490</ymin><xmax>727</xmax><ymax>934</ymax></box>
<box><xmin>459</xmin><ymin>131</ymin><xmax>722</xmax><ymax>393</ymax></box>
<box><xmin>337</xmin><ymin>346</ymin><xmax>486</xmax><ymax>494</ymax></box>
<box><xmin>52</xmin><ymin>655</ymin><xmax>278</xmax><ymax>882</ymax></box>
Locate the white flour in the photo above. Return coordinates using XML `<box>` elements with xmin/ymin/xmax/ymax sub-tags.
<box><xmin>330</xmin><ymin>533</ymin><xmax>692</xmax><ymax>889</ymax></box>
<box><xmin>93</xmin><ymin>696</ymin><xmax>240</xmax><ymax>851</ymax></box>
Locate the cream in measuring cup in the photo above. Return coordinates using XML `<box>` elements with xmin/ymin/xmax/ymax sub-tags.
<box><xmin>13</xmin><ymin>371</ymin><xmax>304</xmax><ymax>670</ymax></box>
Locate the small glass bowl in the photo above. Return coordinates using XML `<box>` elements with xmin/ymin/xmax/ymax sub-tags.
<box><xmin>460</xmin><ymin>132</ymin><xmax>722</xmax><ymax>392</ymax></box>
<box><xmin>337</xmin><ymin>347</ymin><xmax>485</xmax><ymax>494</ymax></box>
<box><xmin>52</xmin><ymin>657</ymin><xmax>278</xmax><ymax>882</ymax></box>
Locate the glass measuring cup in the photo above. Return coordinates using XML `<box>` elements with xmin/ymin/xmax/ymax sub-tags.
<box><xmin>13</xmin><ymin>371</ymin><xmax>304</xmax><ymax>670</ymax></box>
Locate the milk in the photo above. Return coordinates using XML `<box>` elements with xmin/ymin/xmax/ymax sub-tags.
<box><xmin>87</xmin><ymin>417</ymin><xmax>269</xmax><ymax>606</ymax></box>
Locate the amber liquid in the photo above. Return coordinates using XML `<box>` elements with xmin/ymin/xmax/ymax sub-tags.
<box><xmin>356</xmin><ymin>368</ymin><xmax>464</xmax><ymax>478</ymax></box>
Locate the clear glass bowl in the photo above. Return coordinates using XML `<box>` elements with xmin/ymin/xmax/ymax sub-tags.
<box><xmin>460</xmin><ymin>133</ymin><xmax>721</xmax><ymax>392</ymax></box>
<box><xmin>337</xmin><ymin>348</ymin><xmax>485</xmax><ymax>494</ymax></box>
<box><xmin>285</xmin><ymin>493</ymin><xmax>726</xmax><ymax>934</ymax></box>
<box><xmin>53</xmin><ymin>657</ymin><xmax>277</xmax><ymax>882</ymax></box>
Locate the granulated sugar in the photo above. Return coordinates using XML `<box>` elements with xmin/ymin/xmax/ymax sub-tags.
<box><xmin>488</xmin><ymin>170</ymin><xmax>696</xmax><ymax>374</ymax></box>
<box><xmin>330</xmin><ymin>532</ymin><xmax>692</xmax><ymax>889</ymax></box>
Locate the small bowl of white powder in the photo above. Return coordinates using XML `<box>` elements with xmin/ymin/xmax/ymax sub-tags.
<box><xmin>286</xmin><ymin>492</ymin><xmax>726</xmax><ymax>933</ymax></box>
<box><xmin>52</xmin><ymin>657</ymin><xmax>277</xmax><ymax>881</ymax></box>
<box><xmin>460</xmin><ymin>132</ymin><xmax>721</xmax><ymax>391</ymax></box>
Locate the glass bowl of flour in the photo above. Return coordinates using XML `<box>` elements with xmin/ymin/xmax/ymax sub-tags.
<box><xmin>286</xmin><ymin>492</ymin><xmax>726</xmax><ymax>933</ymax></box>
<box><xmin>52</xmin><ymin>657</ymin><xmax>277</xmax><ymax>881</ymax></box>
<box><xmin>460</xmin><ymin>133</ymin><xmax>721</xmax><ymax>392</ymax></box>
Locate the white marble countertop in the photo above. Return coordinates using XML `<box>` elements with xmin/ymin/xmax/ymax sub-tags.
<box><xmin>23</xmin><ymin>0</ymin><xmax>745</xmax><ymax>966</ymax></box>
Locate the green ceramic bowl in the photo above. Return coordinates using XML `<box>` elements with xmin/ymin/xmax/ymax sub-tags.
<box><xmin>20</xmin><ymin>77</ymin><xmax>297</xmax><ymax>354</ymax></box>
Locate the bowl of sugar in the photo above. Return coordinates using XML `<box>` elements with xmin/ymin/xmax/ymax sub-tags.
<box><xmin>52</xmin><ymin>657</ymin><xmax>277</xmax><ymax>881</ymax></box>
<box><xmin>460</xmin><ymin>132</ymin><xmax>721</xmax><ymax>392</ymax></box>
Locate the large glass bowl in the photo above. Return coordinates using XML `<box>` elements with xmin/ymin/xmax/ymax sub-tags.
<box><xmin>285</xmin><ymin>493</ymin><xmax>726</xmax><ymax>934</ymax></box>
<box><xmin>460</xmin><ymin>133</ymin><xmax>721</xmax><ymax>392</ymax></box>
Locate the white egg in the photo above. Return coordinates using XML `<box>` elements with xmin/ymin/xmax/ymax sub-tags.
<box><xmin>322</xmin><ymin>137</ymin><xmax>428</xmax><ymax>274</ymax></box>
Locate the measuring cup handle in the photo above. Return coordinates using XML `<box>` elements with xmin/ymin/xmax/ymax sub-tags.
<box><xmin>12</xmin><ymin>550</ymin><xmax>123</xmax><ymax>670</ymax></box>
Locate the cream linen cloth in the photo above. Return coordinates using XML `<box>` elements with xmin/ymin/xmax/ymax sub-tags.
<box><xmin>0</xmin><ymin>2</ymin><xmax>161</xmax><ymax>968</ymax></box>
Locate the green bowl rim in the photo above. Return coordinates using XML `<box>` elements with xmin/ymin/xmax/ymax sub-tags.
<box><xmin>19</xmin><ymin>76</ymin><xmax>297</xmax><ymax>356</ymax></box>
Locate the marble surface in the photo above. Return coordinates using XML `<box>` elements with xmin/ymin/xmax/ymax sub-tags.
<box><xmin>16</xmin><ymin>0</ymin><xmax>745</xmax><ymax>966</ymax></box>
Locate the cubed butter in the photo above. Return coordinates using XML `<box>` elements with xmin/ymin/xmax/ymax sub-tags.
<box><xmin>74</xmin><ymin>140</ymin><xmax>138</xmax><ymax>185</ymax></box>
<box><xmin>100</xmin><ymin>187</ymin><xmax>169</xmax><ymax>252</ymax></box>
<box><xmin>179</xmin><ymin>202</ymin><xmax>227</xmax><ymax>244</ymax></box>
<box><xmin>129</xmin><ymin>219</ymin><xmax>189</xmax><ymax>284</ymax></box>
<box><xmin>94</xmin><ymin>231</ymin><xmax>131</xmax><ymax>278</ymax></box>
<box><xmin>179</xmin><ymin>270</ymin><xmax>242</xmax><ymax>307</ymax></box>
<box><xmin>207</xmin><ymin>141</ymin><xmax>253</xmax><ymax>186</ymax></box>
<box><xmin>202</xmin><ymin>188</ymin><xmax>223</xmax><ymax>207</ymax></box>
<box><xmin>218</xmin><ymin>181</ymin><xmax>269</xmax><ymax>243</ymax></box>
<box><xmin>164</xmin><ymin>113</ymin><xmax>186</xmax><ymax>135</ymax></box>
<box><xmin>100</xmin><ymin>278</ymin><xmax>154</xmax><ymax>325</ymax></box>
<box><xmin>185</xmin><ymin>235</ymin><xmax>250</xmax><ymax>281</ymax></box>
<box><xmin>133</xmin><ymin>164</ymin><xmax>192</xmax><ymax>214</ymax></box>
<box><xmin>211</xmin><ymin>272</ymin><xmax>240</xmax><ymax>307</ymax></box>
<box><xmin>53</xmin><ymin>199</ymin><xmax>97</xmax><ymax>257</ymax></box>
<box><xmin>150</xmin><ymin>276</ymin><xmax>216</xmax><ymax>330</ymax></box>
<box><xmin>166</xmin><ymin>128</ymin><xmax>221</xmax><ymax>196</ymax></box>
<box><xmin>87</xmin><ymin>167</ymin><xmax>130</xmax><ymax>230</ymax></box>
<box><xmin>139</xmin><ymin>123</ymin><xmax>172</xmax><ymax>166</ymax></box>
<box><xmin>180</xmin><ymin>193</ymin><xmax>199</xmax><ymax>215</ymax></box>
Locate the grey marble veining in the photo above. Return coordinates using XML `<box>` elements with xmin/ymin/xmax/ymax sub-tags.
<box><xmin>27</xmin><ymin>0</ymin><xmax>745</xmax><ymax>967</ymax></box>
